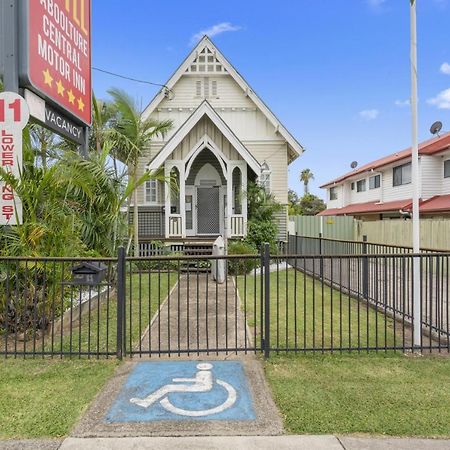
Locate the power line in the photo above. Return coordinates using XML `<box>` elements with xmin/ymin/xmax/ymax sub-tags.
<box><xmin>92</xmin><ymin>66</ymin><xmax>169</xmax><ymax>90</ymax></box>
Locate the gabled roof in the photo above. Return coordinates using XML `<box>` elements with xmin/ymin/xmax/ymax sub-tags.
<box><xmin>142</xmin><ymin>36</ymin><xmax>303</xmax><ymax>161</ymax></box>
<box><xmin>147</xmin><ymin>100</ymin><xmax>261</xmax><ymax>174</ymax></box>
<box><xmin>320</xmin><ymin>132</ymin><xmax>450</xmax><ymax>188</ymax></box>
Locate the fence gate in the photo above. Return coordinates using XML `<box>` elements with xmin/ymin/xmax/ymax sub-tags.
<box><xmin>119</xmin><ymin>251</ymin><xmax>265</xmax><ymax>358</ymax></box>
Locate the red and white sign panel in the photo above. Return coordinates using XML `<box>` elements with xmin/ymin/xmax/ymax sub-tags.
<box><xmin>24</xmin><ymin>0</ymin><xmax>91</xmax><ymax>125</ymax></box>
<box><xmin>0</xmin><ymin>92</ymin><xmax>30</xmax><ymax>226</ymax></box>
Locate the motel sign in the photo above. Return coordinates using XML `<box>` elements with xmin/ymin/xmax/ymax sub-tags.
<box><xmin>20</xmin><ymin>0</ymin><xmax>92</xmax><ymax>125</ymax></box>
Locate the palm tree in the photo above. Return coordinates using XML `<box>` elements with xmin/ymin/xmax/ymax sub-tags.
<box><xmin>91</xmin><ymin>93</ymin><xmax>116</xmax><ymax>153</ymax></box>
<box><xmin>30</xmin><ymin>124</ymin><xmax>61</xmax><ymax>168</ymax></box>
<box><xmin>107</xmin><ymin>88</ymin><xmax>172</xmax><ymax>256</ymax></box>
<box><xmin>300</xmin><ymin>169</ymin><xmax>314</xmax><ymax>195</ymax></box>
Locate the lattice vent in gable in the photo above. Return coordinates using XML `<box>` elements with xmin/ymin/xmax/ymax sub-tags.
<box><xmin>185</xmin><ymin>46</ymin><xmax>227</xmax><ymax>73</ymax></box>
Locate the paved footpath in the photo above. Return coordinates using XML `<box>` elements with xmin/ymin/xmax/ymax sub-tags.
<box><xmin>138</xmin><ymin>273</ymin><xmax>249</xmax><ymax>357</ymax></box>
<box><xmin>2</xmin><ymin>436</ymin><xmax>450</xmax><ymax>449</ymax></box>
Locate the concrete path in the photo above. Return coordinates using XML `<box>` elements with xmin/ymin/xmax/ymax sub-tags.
<box><xmin>71</xmin><ymin>360</ymin><xmax>283</xmax><ymax>438</ymax></box>
<box><xmin>138</xmin><ymin>273</ymin><xmax>251</xmax><ymax>357</ymax></box>
<box><xmin>4</xmin><ymin>435</ymin><xmax>450</xmax><ymax>449</ymax></box>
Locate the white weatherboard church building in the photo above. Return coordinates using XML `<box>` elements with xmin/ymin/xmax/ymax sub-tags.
<box><xmin>135</xmin><ymin>36</ymin><xmax>303</xmax><ymax>248</ymax></box>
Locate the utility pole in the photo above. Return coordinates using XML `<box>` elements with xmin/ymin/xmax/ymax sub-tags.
<box><xmin>1</xmin><ymin>0</ymin><xmax>19</xmax><ymax>93</ymax></box>
<box><xmin>410</xmin><ymin>0</ymin><xmax>421</xmax><ymax>349</ymax></box>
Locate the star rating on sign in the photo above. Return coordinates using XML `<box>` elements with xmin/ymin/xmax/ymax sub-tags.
<box><xmin>43</xmin><ymin>69</ymin><xmax>53</xmax><ymax>87</ymax></box>
<box><xmin>67</xmin><ymin>89</ymin><xmax>75</xmax><ymax>104</ymax></box>
<box><xmin>77</xmin><ymin>97</ymin><xmax>85</xmax><ymax>112</ymax></box>
<box><xmin>41</xmin><ymin>68</ymin><xmax>86</xmax><ymax>114</ymax></box>
<box><xmin>56</xmin><ymin>80</ymin><xmax>65</xmax><ymax>97</ymax></box>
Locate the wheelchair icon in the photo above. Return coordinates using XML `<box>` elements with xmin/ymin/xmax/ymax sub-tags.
<box><xmin>130</xmin><ymin>363</ymin><xmax>237</xmax><ymax>417</ymax></box>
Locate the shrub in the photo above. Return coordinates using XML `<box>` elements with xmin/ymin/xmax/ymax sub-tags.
<box><xmin>246</xmin><ymin>220</ymin><xmax>278</xmax><ymax>253</ymax></box>
<box><xmin>227</xmin><ymin>240</ymin><xmax>259</xmax><ymax>275</ymax></box>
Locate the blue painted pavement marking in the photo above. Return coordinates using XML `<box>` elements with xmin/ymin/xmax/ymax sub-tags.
<box><xmin>105</xmin><ymin>361</ymin><xmax>256</xmax><ymax>422</ymax></box>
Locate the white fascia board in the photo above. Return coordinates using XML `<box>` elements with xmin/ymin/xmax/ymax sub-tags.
<box><xmin>147</xmin><ymin>101</ymin><xmax>261</xmax><ymax>175</ymax></box>
<box><xmin>141</xmin><ymin>36</ymin><xmax>303</xmax><ymax>158</ymax></box>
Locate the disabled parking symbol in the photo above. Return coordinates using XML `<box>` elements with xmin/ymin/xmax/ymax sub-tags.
<box><xmin>105</xmin><ymin>361</ymin><xmax>256</xmax><ymax>422</ymax></box>
<box><xmin>130</xmin><ymin>363</ymin><xmax>237</xmax><ymax>417</ymax></box>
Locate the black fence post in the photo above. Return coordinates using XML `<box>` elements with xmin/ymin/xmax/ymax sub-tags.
<box><xmin>264</xmin><ymin>242</ymin><xmax>271</xmax><ymax>359</ymax></box>
<box><xmin>116</xmin><ymin>246</ymin><xmax>126</xmax><ymax>359</ymax></box>
<box><xmin>362</xmin><ymin>235</ymin><xmax>369</xmax><ymax>299</ymax></box>
<box><xmin>260</xmin><ymin>244</ymin><xmax>265</xmax><ymax>352</ymax></box>
<box><xmin>319</xmin><ymin>232</ymin><xmax>324</xmax><ymax>279</ymax></box>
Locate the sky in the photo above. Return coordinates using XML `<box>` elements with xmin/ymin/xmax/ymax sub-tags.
<box><xmin>92</xmin><ymin>0</ymin><xmax>450</xmax><ymax>199</ymax></box>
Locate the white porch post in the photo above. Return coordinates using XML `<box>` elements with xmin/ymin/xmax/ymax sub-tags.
<box><xmin>179</xmin><ymin>164</ymin><xmax>186</xmax><ymax>238</ymax></box>
<box><xmin>164</xmin><ymin>162</ymin><xmax>170</xmax><ymax>239</ymax></box>
<box><xmin>227</xmin><ymin>164</ymin><xmax>233</xmax><ymax>238</ymax></box>
<box><xmin>242</xmin><ymin>163</ymin><xmax>248</xmax><ymax>235</ymax></box>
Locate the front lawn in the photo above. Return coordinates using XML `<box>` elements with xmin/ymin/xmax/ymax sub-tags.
<box><xmin>265</xmin><ymin>353</ymin><xmax>450</xmax><ymax>437</ymax></box>
<box><xmin>0</xmin><ymin>359</ymin><xmax>118</xmax><ymax>438</ymax></box>
<box><xmin>237</xmin><ymin>269</ymin><xmax>399</xmax><ymax>352</ymax></box>
<box><xmin>47</xmin><ymin>272</ymin><xmax>177</xmax><ymax>356</ymax></box>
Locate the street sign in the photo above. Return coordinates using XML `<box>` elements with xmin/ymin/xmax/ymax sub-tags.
<box><xmin>0</xmin><ymin>91</ymin><xmax>30</xmax><ymax>225</ymax></box>
<box><xmin>19</xmin><ymin>0</ymin><xmax>92</xmax><ymax>126</ymax></box>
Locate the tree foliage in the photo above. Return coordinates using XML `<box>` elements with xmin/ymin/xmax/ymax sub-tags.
<box><xmin>298</xmin><ymin>193</ymin><xmax>326</xmax><ymax>216</ymax></box>
<box><xmin>289</xmin><ymin>189</ymin><xmax>326</xmax><ymax>216</ymax></box>
<box><xmin>106</xmin><ymin>88</ymin><xmax>172</xmax><ymax>256</ymax></box>
<box><xmin>300</xmin><ymin>168</ymin><xmax>314</xmax><ymax>195</ymax></box>
<box><xmin>246</xmin><ymin>181</ymin><xmax>283</xmax><ymax>222</ymax></box>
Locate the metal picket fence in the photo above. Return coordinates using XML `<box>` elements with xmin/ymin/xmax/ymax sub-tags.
<box><xmin>1</xmin><ymin>242</ymin><xmax>449</xmax><ymax>359</ymax></box>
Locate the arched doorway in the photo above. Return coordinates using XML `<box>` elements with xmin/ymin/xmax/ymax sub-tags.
<box><xmin>185</xmin><ymin>149</ymin><xmax>226</xmax><ymax>236</ymax></box>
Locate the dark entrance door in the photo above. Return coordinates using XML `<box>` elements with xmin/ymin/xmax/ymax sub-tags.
<box><xmin>197</xmin><ymin>186</ymin><xmax>220</xmax><ymax>235</ymax></box>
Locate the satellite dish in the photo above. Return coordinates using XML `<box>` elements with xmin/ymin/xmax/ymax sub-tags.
<box><xmin>430</xmin><ymin>121</ymin><xmax>442</xmax><ymax>137</ymax></box>
<box><xmin>350</xmin><ymin>161</ymin><xmax>358</xmax><ymax>169</ymax></box>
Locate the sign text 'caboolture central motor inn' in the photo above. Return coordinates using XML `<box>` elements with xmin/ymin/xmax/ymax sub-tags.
<box><xmin>20</xmin><ymin>0</ymin><xmax>92</xmax><ymax>125</ymax></box>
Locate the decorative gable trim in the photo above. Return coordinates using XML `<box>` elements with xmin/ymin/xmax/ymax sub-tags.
<box><xmin>147</xmin><ymin>100</ymin><xmax>261</xmax><ymax>175</ymax></box>
<box><xmin>142</xmin><ymin>36</ymin><xmax>303</xmax><ymax>161</ymax></box>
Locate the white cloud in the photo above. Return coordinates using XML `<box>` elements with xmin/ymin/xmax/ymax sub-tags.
<box><xmin>190</xmin><ymin>22</ymin><xmax>242</xmax><ymax>46</ymax></box>
<box><xmin>427</xmin><ymin>88</ymin><xmax>450</xmax><ymax>109</ymax></box>
<box><xmin>367</xmin><ymin>0</ymin><xmax>387</xmax><ymax>10</ymax></box>
<box><xmin>395</xmin><ymin>99</ymin><xmax>410</xmax><ymax>107</ymax></box>
<box><xmin>359</xmin><ymin>109</ymin><xmax>380</xmax><ymax>120</ymax></box>
<box><xmin>440</xmin><ymin>62</ymin><xmax>450</xmax><ymax>75</ymax></box>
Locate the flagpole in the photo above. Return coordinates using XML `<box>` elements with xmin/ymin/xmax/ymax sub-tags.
<box><xmin>410</xmin><ymin>0</ymin><xmax>421</xmax><ymax>349</ymax></box>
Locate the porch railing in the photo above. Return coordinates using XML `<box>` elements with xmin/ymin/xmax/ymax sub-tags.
<box><xmin>168</xmin><ymin>215</ymin><xmax>182</xmax><ymax>237</ymax></box>
<box><xmin>230</xmin><ymin>215</ymin><xmax>245</xmax><ymax>237</ymax></box>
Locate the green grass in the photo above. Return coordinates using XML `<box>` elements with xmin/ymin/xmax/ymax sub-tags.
<box><xmin>0</xmin><ymin>359</ymin><xmax>118</xmax><ymax>438</ymax></box>
<box><xmin>237</xmin><ymin>269</ymin><xmax>400</xmax><ymax>351</ymax></box>
<box><xmin>45</xmin><ymin>272</ymin><xmax>177</xmax><ymax>355</ymax></box>
<box><xmin>265</xmin><ymin>353</ymin><xmax>450</xmax><ymax>437</ymax></box>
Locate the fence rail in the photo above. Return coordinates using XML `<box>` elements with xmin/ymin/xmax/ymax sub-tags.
<box><xmin>1</xmin><ymin>239</ymin><xmax>449</xmax><ymax>358</ymax></box>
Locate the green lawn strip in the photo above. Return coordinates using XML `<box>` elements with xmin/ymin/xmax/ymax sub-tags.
<box><xmin>237</xmin><ymin>269</ymin><xmax>400</xmax><ymax>351</ymax></box>
<box><xmin>45</xmin><ymin>272</ymin><xmax>177</xmax><ymax>355</ymax></box>
<box><xmin>265</xmin><ymin>353</ymin><xmax>450</xmax><ymax>437</ymax></box>
<box><xmin>0</xmin><ymin>359</ymin><xmax>118</xmax><ymax>438</ymax></box>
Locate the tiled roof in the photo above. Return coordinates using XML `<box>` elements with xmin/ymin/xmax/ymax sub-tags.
<box><xmin>318</xmin><ymin>194</ymin><xmax>450</xmax><ymax>216</ymax></box>
<box><xmin>320</xmin><ymin>132</ymin><xmax>450</xmax><ymax>188</ymax></box>
<box><xmin>317</xmin><ymin>199</ymin><xmax>411</xmax><ymax>216</ymax></box>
